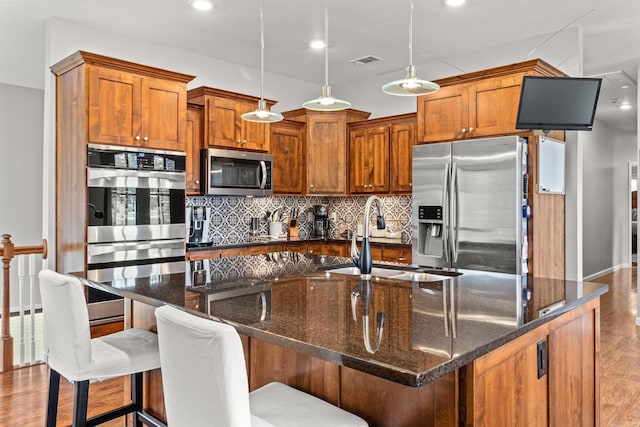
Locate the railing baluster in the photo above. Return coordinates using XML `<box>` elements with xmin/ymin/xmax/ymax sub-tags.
<box><xmin>18</xmin><ymin>256</ymin><xmax>26</xmax><ymax>365</ymax></box>
<box><xmin>29</xmin><ymin>254</ymin><xmax>37</xmax><ymax>364</ymax></box>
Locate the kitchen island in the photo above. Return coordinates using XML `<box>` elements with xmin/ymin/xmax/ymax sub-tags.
<box><xmin>78</xmin><ymin>252</ymin><xmax>607</xmax><ymax>426</ymax></box>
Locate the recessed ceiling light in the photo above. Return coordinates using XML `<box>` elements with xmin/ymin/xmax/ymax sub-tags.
<box><xmin>620</xmin><ymin>103</ymin><xmax>632</xmax><ymax>110</ymax></box>
<box><xmin>310</xmin><ymin>40</ymin><xmax>325</xmax><ymax>50</ymax></box>
<box><xmin>189</xmin><ymin>0</ymin><xmax>213</xmax><ymax>11</ymax></box>
<box><xmin>621</xmin><ymin>85</ymin><xmax>630</xmax><ymax>89</ymax></box>
<box><xmin>443</xmin><ymin>0</ymin><xmax>466</xmax><ymax>6</ymax></box>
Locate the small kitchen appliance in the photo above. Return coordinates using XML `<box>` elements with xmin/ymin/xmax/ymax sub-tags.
<box><xmin>186</xmin><ymin>206</ymin><xmax>212</xmax><ymax>247</ymax></box>
<box><xmin>312</xmin><ymin>204</ymin><xmax>330</xmax><ymax>238</ymax></box>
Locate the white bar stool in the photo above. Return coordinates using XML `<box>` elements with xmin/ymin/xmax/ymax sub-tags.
<box><xmin>155</xmin><ymin>305</ymin><xmax>369</xmax><ymax>427</ymax></box>
<box><xmin>39</xmin><ymin>270</ymin><xmax>164</xmax><ymax>427</ymax></box>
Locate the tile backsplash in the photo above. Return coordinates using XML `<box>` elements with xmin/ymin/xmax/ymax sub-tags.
<box><xmin>186</xmin><ymin>195</ymin><xmax>412</xmax><ymax>245</ymax></box>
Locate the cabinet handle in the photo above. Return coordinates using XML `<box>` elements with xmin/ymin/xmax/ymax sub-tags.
<box><xmin>396</xmin><ymin>257</ymin><xmax>407</xmax><ymax>261</ymax></box>
<box><xmin>135</xmin><ymin>136</ymin><xmax>141</xmax><ymax>141</ymax></box>
<box><xmin>143</xmin><ymin>136</ymin><xmax>149</xmax><ymax>142</ymax></box>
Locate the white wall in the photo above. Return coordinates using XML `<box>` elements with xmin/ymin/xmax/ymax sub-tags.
<box><xmin>0</xmin><ymin>83</ymin><xmax>44</xmax><ymax>308</ymax></box>
<box><xmin>582</xmin><ymin>119</ymin><xmax>637</xmax><ymax>279</ymax></box>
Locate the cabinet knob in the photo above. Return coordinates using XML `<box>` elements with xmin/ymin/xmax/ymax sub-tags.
<box><xmin>195</xmin><ymin>180</ymin><xmax>200</xmax><ymax>185</ymax></box>
<box><xmin>461</xmin><ymin>128</ymin><xmax>467</xmax><ymax>133</ymax></box>
<box><xmin>143</xmin><ymin>136</ymin><xmax>149</xmax><ymax>142</ymax></box>
<box><xmin>469</xmin><ymin>127</ymin><xmax>474</xmax><ymax>132</ymax></box>
<box><xmin>135</xmin><ymin>136</ymin><xmax>141</xmax><ymax>141</ymax></box>
<box><xmin>409</xmin><ymin>182</ymin><xmax>412</xmax><ymax>187</ymax></box>
<box><xmin>237</xmin><ymin>139</ymin><xmax>242</xmax><ymax>143</ymax></box>
<box><xmin>397</xmin><ymin>257</ymin><xmax>407</xmax><ymax>261</ymax></box>
<box><xmin>243</xmin><ymin>139</ymin><xmax>247</xmax><ymax>144</ymax></box>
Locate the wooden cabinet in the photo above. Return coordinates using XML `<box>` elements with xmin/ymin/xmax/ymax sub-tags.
<box><xmin>270</xmin><ymin>120</ymin><xmax>305</xmax><ymax>194</ymax></box>
<box><xmin>349</xmin><ymin>125</ymin><xmax>390</xmax><ymax>194</ymax></box>
<box><xmin>348</xmin><ymin>113</ymin><xmax>416</xmax><ymax>195</ymax></box>
<box><xmin>187</xmin><ymin>87</ymin><xmax>275</xmax><ymax>152</ymax></box>
<box><xmin>185</xmin><ymin>103</ymin><xmax>203</xmax><ymax>195</ymax></box>
<box><xmin>390</xmin><ymin>120</ymin><xmax>416</xmax><ymax>193</ymax></box>
<box><xmin>417</xmin><ymin>59</ymin><xmax>565</xmax><ymax>144</ymax></box>
<box><xmin>470</xmin><ymin>298</ymin><xmax>600</xmax><ymax>427</ymax></box>
<box><xmin>50</xmin><ymin>51</ymin><xmax>194</xmax><ymax>273</ymax></box>
<box><xmin>283</xmin><ymin>108</ymin><xmax>370</xmax><ymax>195</ymax></box>
<box><xmin>87</xmin><ymin>61</ymin><xmax>189</xmax><ymax>151</ymax></box>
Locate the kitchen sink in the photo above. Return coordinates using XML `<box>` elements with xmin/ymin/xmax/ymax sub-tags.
<box><xmin>387</xmin><ymin>272</ymin><xmax>452</xmax><ymax>283</ymax></box>
<box><xmin>324</xmin><ymin>266</ymin><xmax>411</xmax><ymax>278</ymax></box>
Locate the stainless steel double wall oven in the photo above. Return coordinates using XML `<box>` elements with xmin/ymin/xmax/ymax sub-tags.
<box><xmin>86</xmin><ymin>144</ymin><xmax>186</xmax><ymax>323</ymax></box>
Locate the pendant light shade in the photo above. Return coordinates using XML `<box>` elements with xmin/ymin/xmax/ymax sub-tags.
<box><xmin>242</xmin><ymin>0</ymin><xmax>283</xmax><ymax>123</ymax></box>
<box><xmin>303</xmin><ymin>5</ymin><xmax>351</xmax><ymax>111</ymax></box>
<box><xmin>382</xmin><ymin>0</ymin><xmax>440</xmax><ymax>96</ymax></box>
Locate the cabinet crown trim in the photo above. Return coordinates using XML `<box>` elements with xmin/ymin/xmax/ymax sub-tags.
<box><xmin>50</xmin><ymin>50</ymin><xmax>196</xmax><ymax>83</ymax></box>
<box><xmin>432</xmin><ymin>58</ymin><xmax>566</xmax><ymax>87</ymax></box>
<box><xmin>187</xmin><ymin>86</ymin><xmax>277</xmax><ymax>106</ymax></box>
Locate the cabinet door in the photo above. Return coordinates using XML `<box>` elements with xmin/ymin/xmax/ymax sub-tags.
<box><xmin>271</xmin><ymin>121</ymin><xmax>304</xmax><ymax>194</ymax></box>
<box><xmin>349</xmin><ymin>128</ymin><xmax>368</xmax><ymax>193</ymax></box>
<box><xmin>141</xmin><ymin>77</ymin><xmax>187</xmax><ymax>151</ymax></box>
<box><xmin>366</xmin><ymin>125</ymin><xmax>390</xmax><ymax>193</ymax></box>
<box><xmin>185</xmin><ymin>105</ymin><xmax>202</xmax><ymax>194</ymax></box>
<box><xmin>88</xmin><ymin>66</ymin><xmax>142</xmax><ymax>146</ymax></box>
<box><xmin>390</xmin><ymin>121</ymin><xmax>415</xmax><ymax>193</ymax></box>
<box><xmin>240</xmin><ymin>101</ymin><xmax>270</xmax><ymax>152</ymax></box>
<box><xmin>468</xmin><ymin>73</ymin><xmax>524</xmax><ymax>138</ymax></box>
<box><xmin>307</xmin><ymin>113</ymin><xmax>347</xmax><ymax>195</ymax></box>
<box><xmin>473</xmin><ymin>335</ymin><xmax>548</xmax><ymax>427</ymax></box>
<box><xmin>417</xmin><ymin>85</ymin><xmax>468</xmax><ymax>143</ymax></box>
<box><xmin>207</xmin><ymin>97</ymin><xmax>240</xmax><ymax>148</ymax></box>
<box><xmin>548</xmin><ymin>308</ymin><xmax>597</xmax><ymax>427</ymax></box>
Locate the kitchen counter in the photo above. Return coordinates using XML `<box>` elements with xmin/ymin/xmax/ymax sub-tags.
<box><xmin>186</xmin><ymin>235</ymin><xmax>411</xmax><ymax>252</ymax></box>
<box><xmin>77</xmin><ymin>251</ymin><xmax>607</xmax><ymax>387</ymax></box>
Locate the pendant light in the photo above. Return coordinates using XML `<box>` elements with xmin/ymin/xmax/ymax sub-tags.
<box><xmin>303</xmin><ymin>4</ymin><xmax>351</xmax><ymax>111</ymax></box>
<box><xmin>241</xmin><ymin>0</ymin><xmax>283</xmax><ymax>123</ymax></box>
<box><xmin>382</xmin><ymin>0</ymin><xmax>440</xmax><ymax>96</ymax></box>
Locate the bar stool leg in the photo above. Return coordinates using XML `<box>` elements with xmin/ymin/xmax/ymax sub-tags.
<box><xmin>72</xmin><ymin>380</ymin><xmax>89</xmax><ymax>427</ymax></box>
<box><xmin>131</xmin><ymin>372</ymin><xmax>143</xmax><ymax>427</ymax></box>
<box><xmin>46</xmin><ymin>368</ymin><xmax>61</xmax><ymax>427</ymax></box>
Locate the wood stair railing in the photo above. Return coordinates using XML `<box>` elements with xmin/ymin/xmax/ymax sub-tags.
<box><xmin>0</xmin><ymin>234</ymin><xmax>47</xmax><ymax>372</ymax></box>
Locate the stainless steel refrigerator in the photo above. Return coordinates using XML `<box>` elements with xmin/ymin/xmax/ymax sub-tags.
<box><xmin>411</xmin><ymin>136</ymin><xmax>528</xmax><ymax>275</ymax></box>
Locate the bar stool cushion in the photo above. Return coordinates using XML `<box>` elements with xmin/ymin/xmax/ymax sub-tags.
<box><xmin>155</xmin><ymin>305</ymin><xmax>368</xmax><ymax>427</ymax></box>
<box><xmin>39</xmin><ymin>269</ymin><xmax>161</xmax><ymax>382</ymax></box>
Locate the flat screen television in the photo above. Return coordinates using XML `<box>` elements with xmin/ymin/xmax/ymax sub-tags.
<box><xmin>515</xmin><ymin>76</ymin><xmax>602</xmax><ymax>131</ymax></box>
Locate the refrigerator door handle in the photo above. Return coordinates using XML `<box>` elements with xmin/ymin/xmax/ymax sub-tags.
<box><xmin>450</xmin><ymin>162</ymin><xmax>459</xmax><ymax>263</ymax></box>
<box><xmin>443</xmin><ymin>163</ymin><xmax>450</xmax><ymax>263</ymax></box>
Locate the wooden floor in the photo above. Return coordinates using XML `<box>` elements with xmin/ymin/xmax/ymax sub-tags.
<box><xmin>0</xmin><ymin>269</ymin><xmax>638</xmax><ymax>426</ymax></box>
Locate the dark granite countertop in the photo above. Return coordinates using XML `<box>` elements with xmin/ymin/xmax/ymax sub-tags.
<box><xmin>186</xmin><ymin>235</ymin><xmax>411</xmax><ymax>252</ymax></box>
<box><xmin>77</xmin><ymin>252</ymin><xmax>608</xmax><ymax>387</ymax></box>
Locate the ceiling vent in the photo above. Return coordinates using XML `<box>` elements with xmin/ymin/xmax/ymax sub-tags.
<box><xmin>349</xmin><ymin>55</ymin><xmax>383</xmax><ymax>65</ymax></box>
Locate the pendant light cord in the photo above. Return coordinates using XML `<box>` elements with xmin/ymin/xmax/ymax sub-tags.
<box><xmin>408</xmin><ymin>0</ymin><xmax>414</xmax><ymax>67</ymax></box>
<box><xmin>260</xmin><ymin>0</ymin><xmax>265</xmax><ymax>100</ymax></box>
<box><xmin>324</xmin><ymin>3</ymin><xmax>329</xmax><ymax>87</ymax></box>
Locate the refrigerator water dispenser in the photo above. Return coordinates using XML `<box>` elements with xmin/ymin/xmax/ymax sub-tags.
<box><xmin>418</xmin><ymin>206</ymin><xmax>445</xmax><ymax>258</ymax></box>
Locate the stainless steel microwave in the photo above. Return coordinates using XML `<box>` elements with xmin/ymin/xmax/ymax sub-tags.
<box><xmin>202</xmin><ymin>148</ymin><xmax>273</xmax><ymax>196</ymax></box>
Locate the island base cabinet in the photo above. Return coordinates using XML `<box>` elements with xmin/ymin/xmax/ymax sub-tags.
<box><xmin>467</xmin><ymin>297</ymin><xmax>600</xmax><ymax>427</ymax></box>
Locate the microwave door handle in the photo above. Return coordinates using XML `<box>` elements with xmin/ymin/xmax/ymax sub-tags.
<box><xmin>259</xmin><ymin>161</ymin><xmax>267</xmax><ymax>189</ymax></box>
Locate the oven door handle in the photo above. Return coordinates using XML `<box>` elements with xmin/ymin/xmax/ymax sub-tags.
<box><xmin>259</xmin><ymin>161</ymin><xmax>267</xmax><ymax>189</ymax></box>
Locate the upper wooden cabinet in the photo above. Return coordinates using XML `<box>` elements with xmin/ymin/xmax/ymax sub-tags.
<box><xmin>51</xmin><ymin>51</ymin><xmax>193</xmax><ymax>151</ymax></box>
<box><xmin>271</xmin><ymin>119</ymin><xmax>305</xmax><ymax>195</ymax></box>
<box><xmin>417</xmin><ymin>59</ymin><xmax>565</xmax><ymax>144</ymax></box>
<box><xmin>187</xmin><ymin>87</ymin><xmax>275</xmax><ymax>152</ymax></box>
<box><xmin>349</xmin><ymin>124</ymin><xmax>390</xmax><ymax>194</ymax></box>
<box><xmin>185</xmin><ymin>103</ymin><xmax>203</xmax><ymax>195</ymax></box>
<box><xmin>283</xmin><ymin>108</ymin><xmax>370</xmax><ymax>196</ymax></box>
<box><xmin>348</xmin><ymin>113</ymin><xmax>416</xmax><ymax>195</ymax></box>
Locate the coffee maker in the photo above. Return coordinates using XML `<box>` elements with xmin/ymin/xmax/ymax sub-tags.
<box><xmin>186</xmin><ymin>206</ymin><xmax>212</xmax><ymax>247</ymax></box>
<box><xmin>312</xmin><ymin>204</ymin><xmax>330</xmax><ymax>238</ymax></box>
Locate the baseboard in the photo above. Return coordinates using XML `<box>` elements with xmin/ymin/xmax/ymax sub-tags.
<box><xmin>583</xmin><ymin>263</ymin><xmax>629</xmax><ymax>281</ymax></box>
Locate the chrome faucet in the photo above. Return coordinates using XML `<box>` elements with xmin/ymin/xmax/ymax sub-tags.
<box><xmin>351</xmin><ymin>196</ymin><xmax>386</xmax><ymax>277</ymax></box>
